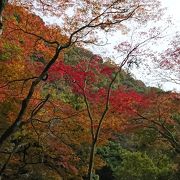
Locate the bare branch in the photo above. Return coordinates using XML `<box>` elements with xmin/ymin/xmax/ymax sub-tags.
<box><xmin>0</xmin><ymin>77</ymin><xmax>38</xmax><ymax>89</ymax></box>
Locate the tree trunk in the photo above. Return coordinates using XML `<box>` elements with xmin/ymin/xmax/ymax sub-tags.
<box><xmin>87</xmin><ymin>141</ymin><xmax>96</xmax><ymax>180</ymax></box>
<box><xmin>0</xmin><ymin>0</ymin><xmax>8</xmax><ymax>36</ymax></box>
<box><xmin>0</xmin><ymin>46</ymin><xmax>61</xmax><ymax>148</ymax></box>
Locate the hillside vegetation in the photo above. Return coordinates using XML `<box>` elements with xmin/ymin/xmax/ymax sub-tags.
<box><xmin>0</xmin><ymin>2</ymin><xmax>179</xmax><ymax>180</ymax></box>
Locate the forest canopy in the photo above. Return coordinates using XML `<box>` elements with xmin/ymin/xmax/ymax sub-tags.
<box><xmin>0</xmin><ymin>1</ymin><xmax>179</xmax><ymax>180</ymax></box>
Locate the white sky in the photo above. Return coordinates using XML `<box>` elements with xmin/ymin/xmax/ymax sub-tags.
<box><xmin>130</xmin><ymin>0</ymin><xmax>180</xmax><ymax>92</ymax></box>
<box><xmin>155</xmin><ymin>0</ymin><xmax>180</xmax><ymax>92</ymax></box>
<box><xmin>163</xmin><ymin>0</ymin><xmax>180</xmax><ymax>22</ymax></box>
<box><xmin>86</xmin><ymin>0</ymin><xmax>180</xmax><ymax>92</ymax></box>
<box><xmin>139</xmin><ymin>0</ymin><xmax>180</xmax><ymax>91</ymax></box>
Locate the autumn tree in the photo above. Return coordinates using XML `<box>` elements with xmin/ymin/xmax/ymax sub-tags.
<box><xmin>0</xmin><ymin>0</ymin><xmax>164</xmax><ymax>179</ymax></box>
<box><xmin>132</xmin><ymin>91</ymin><xmax>180</xmax><ymax>154</ymax></box>
<box><xmin>47</xmin><ymin>32</ymin><xmax>164</xmax><ymax>178</ymax></box>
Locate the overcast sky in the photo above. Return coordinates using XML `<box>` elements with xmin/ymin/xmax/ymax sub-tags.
<box><xmin>133</xmin><ymin>0</ymin><xmax>180</xmax><ymax>92</ymax></box>
<box><xmin>143</xmin><ymin>0</ymin><xmax>180</xmax><ymax>91</ymax></box>
<box><xmin>87</xmin><ymin>0</ymin><xmax>180</xmax><ymax>92</ymax></box>
<box><xmin>155</xmin><ymin>0</ymin><xmax>180</xmax><ymax>91</ymax></box>
<box><xmin>163</xmin><ymin>0</ymin><xmax>180</xmax><ymax>24</ymax></box>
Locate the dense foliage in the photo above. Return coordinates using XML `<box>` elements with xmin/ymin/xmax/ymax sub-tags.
<box><xmin>0</xmin><ymin>1</ymin><xmax>179</xmax><ymax>180</ymax></box>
